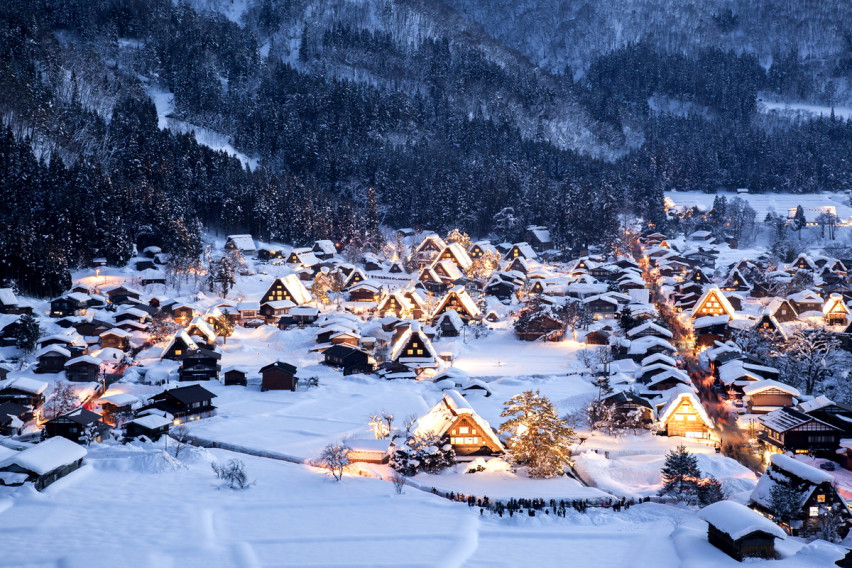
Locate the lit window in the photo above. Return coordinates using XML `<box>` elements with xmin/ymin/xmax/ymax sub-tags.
<box><xmin>809</xmin><ymin>507</ymin><xmax>819</xmax><ymax>517</ymax></box>
<box><xmin>417</xmin><ymin>349</ymin><xmax>423</xmax><ymax>355</ymax></box>
<box><xmin>175</xmin><ymin>350</ymin><xmax>182</xmax><ymax>356</ymax></box>
<box><xmin>459</xmin><ymin>427</ymin><xmax>469</xmax><ymax>434</ymax></box>
<box><xmin>687</xmin><ymin>415</ymin><xmax>697</xmax><ymax>421</ymax></box>
<box><xmin>817</xmin><ymin>494</ymin><xmax>826</xmax><ymax>503</ymax></box>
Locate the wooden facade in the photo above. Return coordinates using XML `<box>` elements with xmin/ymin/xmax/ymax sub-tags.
<box><xmin>260</xmin><ymin>361</ymin><xmax>298</xmax><ymax>391</ymax></box>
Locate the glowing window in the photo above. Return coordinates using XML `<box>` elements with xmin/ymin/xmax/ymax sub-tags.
<box><xmin>817</xmin><ymin>494</ymin><xmax>826</xmax><ymax>503</ymax></box>
<box><xmin>459</xmin><ymin>427</ymin><xmax>469</xmax><ymax>434</ymax></box>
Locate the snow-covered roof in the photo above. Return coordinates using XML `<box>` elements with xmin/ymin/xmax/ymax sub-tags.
<box><xmin>693</xmin><ymin>314</ymin><xmax>731</xmax><ymax>328</ymax></box>
<box><xmin>100</xmin><ymin>328</ymin><xmax>130</xmax><ymax>338</ymax></box>
<box><xmin>279</xmin><ymin>274</ymin><xmax>312</xmax><ymax>305</ymax></box>
<box><xmin>433</xmin><ymin>258</ymin><xmax>464</xmax><ymax>281</ymax></box>
<box><xmin>36</xmin><ymin>344</ymin><xmax>71</xmax><ymax>358</ymax></box>
<box><xmin>511</xmin><ymin>242</ymin><xmax>537</xmax><ymax>259</ymax></box>
<box><xmin>443</xmin><ymin>242</ymin><xmax>473</xmax><ymax>269</ymax></box>
<box><xmin>627</xmin><ymin>321</ymin><xmax>673</xmax><ymax>338</ymax></box>
<box><xmin>187</xmin><ymin>316</ymin><xmax>217</xmax><ymax>343</ymax></box>
<box><xmin>768</xmin><ymin>453</ymin><xmax>834</xmax><ymax>485</ymax></box>
<box><xmin>0</xmin><ymin>288</ymin><xmax>18</xmax><ymax>306</ymax></box>
<box><xmin>0</xmin><ymin>437</ymin><xmax>86</xmax><ymax>475</ymax></box>
<box><xmin>627</xmin><ymin>336</ymin><xmax>676</xmax><ymax>355</ymax></box>
<box><xmin>226</xmin><ymin>234</ymin><xmax>256</xmax><ymax>251</ymax></box>
<box><xmin>526</xmin><ymin>225</ymin><xmax>552</xmax><ymax>244</ymax></box>
<box><xmin>658</xmin><ymin>385</ymin><xmax>714</xmax><ymax>429</ymax></box>
<box><xmin>313</xmin><ymin>240</ymin><xmax>337</xmax><ymax>256</ymax></box>
<box><xmin>742</xmin><ymin>379</ymin><xmax>800</xmax><ymax>397</ymax></box>
<box><xmin>127</xmin><ymin>414</ymin><xmax>172</xmax><ymax>430</ymax></box>
<box><xmin>390</xmin><ymin>322</ymin><xmax>439</xmax><ymax>363</ymax></box>
<box><xmin>65</xmin><ymin>355</ymin><xmax>101</xmax><ymax>367</ymax></box>
<box><xmin>434</xmin><ymin>287</ymin><xmax>480</xmax><ymax>319</ymax></box>
<box><xmin>697</xmin><ymin>500</ymin><xmax>786</xmax><ymax>540</ymax></box>
<box><xmin>690</xmin><ymin>287</ymin><xmax>736</xmax><ymax>319</ymax></box>
<box><xmin>797</xmin><ymin>395</ymin><xmax>835</xmax><ymax>414</ymax></box>
<box><xmin>1</xmin><ymin>377</ymin><xmax>48</xmax><ymax>395</ymax></box>
<box><xmin>413</xmin><ymin>390</ymin><xmax>504</xmax><ymax>452</ymax></box>
<box><xmin>96</xmin><ymin>392</ymin><xmax>138</xmax><ymax>407</ymax></box>
<box><xmin>237</xmin><ymin>301</ymin><xmax>261</xmax><ymax>311</ymax></box>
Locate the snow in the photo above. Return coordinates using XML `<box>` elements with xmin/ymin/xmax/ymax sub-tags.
<box><xmin>741</xmin><ymin>379</ymin><xmax>800</xmax><ymax>397</ymax></box>
<box><xmin>0</xmin><ymin>377</ymin><xmax>48</xmax><ymax>395</ymax></box>
<box><xmin>1</xmin><ymin>437</ymin><xmax>86</xmax><ymax>475</ymax></box>
<box><xmin>146</xmin><ymin>86</ymin><xmax>259</xmax><ymax>170</ymax></box>
<box><xmin>665</xmin><ymin>190</ymin><xmax>852</xmax><ymax>223</ymax></box>
<box><xmin>767</xmin><ymin>453</ymin><xmax>834</xmax><ymax>485</ymax></box>
<box><xmin>697</xmin><ymin>500</ymin><xmax>787</xmax><ymax>540</ymax></box>
<box><xmin>127</xmin><ymin>414</ymin><xmax>172</xmax><ymax>430</ymax></box>
<box><xmin>757</xmin><ymin>98</ymin><xmax>852</xmax><ymax>122</ymax></box>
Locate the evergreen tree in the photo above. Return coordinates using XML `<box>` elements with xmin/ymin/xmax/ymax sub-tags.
<box><xmin>15</xmin><ymin>313</ymin><xmax>41</xmax><ymax>354</ymax></box>
<box><xmin>698</xmin><ymin>477</ymin><xmax>725</xmax><ymax>505</ymax></box>
<box><xmin>658</xmin><ymin>444</ymin><xmax>702</xmax><ymax>504</ymax></box>
<box><xmin>499</xmin><ymin>390</ymin><xmax>576</xmax><ymax>478</ymax></box>
<box><xmin>769</xmin><ymin>482</ymin><xmax>802</xmax><ymax>527</ymax></box>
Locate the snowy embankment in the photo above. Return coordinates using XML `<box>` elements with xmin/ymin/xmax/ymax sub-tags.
<box><xmin>574</xmin><ymin>433</ymin><xmax>757</xmax><ymax>500</ymax></box>
<box><xmin>665</xmin><ymin>190</ymin><xmax>852</xmax><ymax>222</ymax></box>
<box><xmin>145</xmin><ymin>86</ymin><xmax>259</xmax><ymax>170</ymax></box>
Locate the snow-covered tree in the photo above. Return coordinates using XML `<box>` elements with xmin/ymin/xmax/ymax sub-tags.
<box><xmin>212</xmin><ymin>459</ymin><xmax>250</xmax><ymax>489</ymax></box>
<box><xmin>817</xmin><ymin>504</ymin><xmax>847</xmax><ymax>543</ymax></box>
<box><xmin>658</xmin><ymin>444</ymin><xmax>702</xmax><ymax>504</ymax></box>
<box><xmin>445</xmin><ymin>229</ymin><xmax>471</xmax><ymax>248</ymax></box>
<box><xmin>769</xmin><ymin>482</ymin><xmax>802</xmax><ymax>527</ymax></box>
<box><xmin>45</xmin><ymin>381</ymin><xmax>79</xmax><ymax>419</ymax></box>
<box><xmin>390</xmin><ymin>432</ymin><xmax>455</xmax><ymax>476</ymax></box>
<box><xmin>499</xmin><ymin>390</ymin><xmax>576</xmax><ymax>478</ymax></box>
<box><xmin>698</xmin><ymin>477</ymin><xmax>725</xmax><ymax>506</ymax></box>
<box><xmin>369</xmin><ymin>413</ymin><xmax>390</xmax><ymax>439</ymax></box>
<box><xmin>213</xmin><ymin>312</ymin><xmax>234</xmax><ymax>344</ymax></box>
<box><xmin>15</xmin><ymin>312</ymin><xmax>41</xmax><ymax>354</ymax></box>
<box><xmin>318</xmin><ymin>441</ymin><xmax>351</xmax><ymax>481</ymax></box>
<box><xmin>773</xmin><ymin>330</ymin><xmax>843</xmax><ymax>395</ymax></box>
<box><xmin>465</xmin><ymin>250</ymin><xmax>501</xmax><ymax>281</ymax></box>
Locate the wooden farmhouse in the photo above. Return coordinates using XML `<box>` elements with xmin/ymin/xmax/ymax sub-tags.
<box><xmin>0</xmin><ymin>377</ymin><xmax>47</xmax><ymax>411</ymax></box>
<box><xmin>504</xmin><ymin>242</ymin><xmax>537</xmax><ymax>261</ymax></box>
<box><xmin>788</xmin><ymin>290</ymin><xmax>824</xmax><ymax>315</ymax></box>
<box><xmin>698</xmin><ymin>500</ymin><xmax>785</xmax><ymax>561</ymax></box>
<box><xmin>322</xmin><ymin>345</ymin><xmax>373</xmax><ymax>375</ymax></box>
<box><xmin>414</xmin><ymin>390</ymin><xmax>505</xmax><ymax>457</ymax></box>
<box><xmin>797</xmin><ymin>396</ymin><xmax>852</xmax><ymax>437</ymax></box>
<box><xmin>225</xmin><ymin>234</ymin><xmax>256</xmax><ymax>253</ymax></box>
<box><xmin>178</xmin><ymin>348</ymin><xmax>221</xmax><ymax>382</ymax></box>
<box><xmin>721</xmin><ymin>268</ymin><xmax>752</xmax><ymax>292</ymax></box>
<box><xmin>50</xmin><ymin>293</ymin><xmax>89</xmax><ymax>318</ymax></box>
<box><xmin>161</xmin><ymin>330</ymin><xmax>200</xmax><ymax>360</ymax></box>
<box><xmin>691</xmin><ymin>287</ymin><xmax>736</xmax><ymax>319</ymax></box>
<box><xmin>312</xmin><ymin>239</ymin><xmax>337</xmax><ymax>260</ymax></box>
<box><xmin>222</xmin><ymin>367</ymin><xmax>248</xmax><ymax>386</ymax></box>
<box><xmin>64</xmin><ymin>355</ymin><xmax>101</xmax><ymax>382</ymax></box>
<box><xmin>823</xmin><ymin>293</ymin><xmax>850</xmax><ymax>326</ymax></box>
<box><xmin>389</xmin><ymin>322</ymin><xmax>439</xmax><ymax>372</ymax></box>
<box><xmin>750</xmin><ymin>453</ymin><xmax>852</xmax><ymax>539</ymax></box>
<box><xmin>99</xmin><ymin>328</ymin><xmax>130</xmax><ymax>351</ymax></box>
<box><xmin>260</xmin><ymin>361</ymin><xmax>298</xmax><ymax>391</ymax></box>
<box><xmin>411</xmin><ymin>234</ymin><xmax>447</xmax><ymax>268</ymax></box>
<box><xmin>35</xmin><ymin>344</ymin><xmax>71</xmax><ymax>373</ymax></box>
<box><xmin>0</xmin><ymin>437</ymin><xmax>87</xmax><ymax>490</ymax></box>
<box><xmin>432</xmin><ymin>287</ymin><xmax>480</xmax><ymax>322</ymax></box>
<box><xmin>468</xmin><ymin>241</ymin><xmax>497</xmax><ymax>260</ymax></box>
<box><xmin>124</xmin><ymin>413</ymin><xmax>172</xmax><ymax>442</ymax></box>
<box><xmin>376</xmin><ymin>292</ymin><xmax>413</xmax><ymax>319</ymax></box>
<box><xmin>434</xmin><ymin>242</ymin><xmax>473</xmax><ymax>271</ymax></box>
<box><xmin>256</xmin><ymin>245</ymin><xmax>284</xmax><ymax>261</ymax></box>
<box><xmin>758</xmin><ymin>407</ymin><xmax>843</xmax><ymax>457</ymax></box>
<box><xmin>142</xmin><ymin>384</ymin><xmax>217</xmax><ymax>424</ymax></box>
<box><xmin>657</xmin><ymin>385</ymin><xmax>715</xmax><ymax>440</ymax></box>
<box><xmin>260</xmin><ymin>274</ymin><xmax>312</xmax><ymax>305</ymax></box>
<box><xmin>44</xmin><ymin>408</ymin><xmax>109</xmax><ymax>443</ymax></box>
<box><xmin>742</xmin><ymin>380</ymin><xmax>799</xmax><ymax>415</ymax></box>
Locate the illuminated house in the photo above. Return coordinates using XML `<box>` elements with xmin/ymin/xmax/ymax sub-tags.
<box><xmin>758</xmin><ymin>407</ymin><xmax>843</xmax><ymax>457</ymax></box>
<box><xmin>414</xmin><ymin>390</ymin><xmax>505</xmax><ymax>457</ymax></box>
<box><xmin>822</xmin><ymin>293</ymin><xmax>850</xmax><ymax>326</ymax></box>
<box><xmin>432</xmin><ymin>287</ymin><xmax>481</xmax><ymax>322</ymax></box>
<box><xmin>721</xmin><ymin>268</ymin><xmax>752</xmax><ymax>292</ymax></box>
<box><xmin>433</xmin><ymin>242</ymin><xmax>473</xmax><ymax>271</ymax></box>
<box><xmin>504</xmin><ymin>242</ymin><xmax>537</xmax><ymax>261</ymax></box>
<box><xmin>657</xmin><ymin>385</ymin><xmax>715</xmax><ymax>439</ymax></box>
<box><xmin>260</xmin><ymin>274</ymin><xmax>312</xmax><ymax>305</ymax></box>
<box><xmin>376</xmin><ymin>292</ymin><xmax>413</xmax><ymax>319</ymax></box>
<box><xmin>691</xmin><ymin>287</ymin><xmax>736</xmax><ymax>319</ymax></box>
<box><xmin>750</xmin><ymin>453</ymin><xmax>851</xmax><ymax>538</ymax></box>
<box><xmin>389</xmin><ymin>322</ymin><xmax>439</xmax><ymax>372</ymax></box>
<box><xmin>142</xmin><ymin>384</ymin><xmax>217</xmax><ymax>424</ymax></box>
<box><xmin>411</xmin><ymin>234</ymin><xmax>447</xmax><ymax>269</ymax></box>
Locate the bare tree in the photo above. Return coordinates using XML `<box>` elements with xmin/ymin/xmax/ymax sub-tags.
<box><xmin>390</xmin><ymin>470</ymin><xmax>406</xmax><ymax>494</ymax></box>
<box><xmin>169</xmin><ymin>424</ymin><xmax>191</xmax><ymax>458</ymax></box>
<box><xmin>318</xmin><ymin>441</ymin><xmax>351</xmax><ymax>481</ymax></box>
<box><xmin>212</xmin><ymin>459</ymin><xmax>250</xmax><ymax>489</ymax></box>
<box><xmin>45</xmin><ymin>381</ymin><xmax>79</xmax><ymax>419</ymax></box>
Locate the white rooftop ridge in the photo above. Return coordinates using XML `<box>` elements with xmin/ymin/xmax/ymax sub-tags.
<box><xmin>697</xmin><ymin>500</ymin><xmax>786</xmax><ymax>541</ymax></box>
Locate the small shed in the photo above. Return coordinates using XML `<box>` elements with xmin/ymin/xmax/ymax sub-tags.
<box><xmin>698</xmin><ymin>500</ymin><xmax>785</xmax><ymax>561</ymax></box>
<box><xmin>124</xmin><ymin>414</ymin><xmax>172</xmax><ymax>441</ymax></box>
<box><xmin>0</xmin><ymin>437</ymin><xmax>87</xmax><ymax>490</ymax></box>
<box><xmin>222</xmin><ymin>367</ymin><xmax>248</xmax><ymax>386</ymax></box>
<box><xmin>260</xmin><ymin>361</ymin><xmax>298</xmax><ymax>392</ymax></box>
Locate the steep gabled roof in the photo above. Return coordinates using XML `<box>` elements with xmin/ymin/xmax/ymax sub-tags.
<box><xmin>414</xmin><ymin>390</ymin><xmax>505</xmax><ymax>452</ymax></box>
<box><xmin>690</xmin><ymin>287</ymin><xmax>736</xmax><ymax>319</ymax></box>
<box><xmin>658</xmin><ymin>385</ymin><xmax>714</xmax><ymax>429</ymax></box>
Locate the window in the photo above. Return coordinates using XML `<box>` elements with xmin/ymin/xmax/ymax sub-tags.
<box><xmin>406</xmin><ymin>349</ymin><xmax>414</xmax><ymax>355</ymax></box>
<box><xmin>459</xmin><ymin>427</ymin><xmax>469</xmax><ymax>434</ymax></box>
<box><xmin>687</xmin><ymin>415</ymin><xmax>697</xmax><ymax>421</ymax></box>
<box><xmin>175</xmin><ymin>350</ymin><xmax>182</xmax><ymax>356</ymax></box>
<box><xmin>809</xmin><ymin>507</ymin><xmax>819</xmax><ymax>518</ymax></box>
<box><xmin>417</xmin><ymin>349</ymin><xmax>423</xmax><ymax>355</ymax></box>
<box><xmin>817</xmin><ymin>494</ymin><xmax>826</xmax><ymax>503</ymax></box>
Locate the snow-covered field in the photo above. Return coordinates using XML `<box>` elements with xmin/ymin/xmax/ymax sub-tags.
<box><xmin>665</xmin><ymin>190</ymin><xmax>852</xmax><ymax>223</ymax></box>
<box><xmin>758</xmin><ymin>98</ymin><xmax>852</xmax><ymax>122</ymax></box>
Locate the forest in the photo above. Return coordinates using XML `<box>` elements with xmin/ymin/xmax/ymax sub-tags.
<box><xmin>1</xmin><ymin>0</ymin><xmax>851</xmax><ymax>297</ymax></box>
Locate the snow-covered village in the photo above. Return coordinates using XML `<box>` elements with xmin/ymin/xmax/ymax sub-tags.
<box><xmin>5</xmin><ymin>1</ymin><xmax>852</xmax><ymax>566</ymax></box>
<box><xmin>0</xmin><ymin>190</ymin><xmax>852</xmax><ymax>566</ymax></box>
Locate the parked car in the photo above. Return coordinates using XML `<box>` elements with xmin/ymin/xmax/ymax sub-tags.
<box><xmin>820</xmin><ymin>461</ymin><xmax>836</xmax><ymax>471</ymax></box>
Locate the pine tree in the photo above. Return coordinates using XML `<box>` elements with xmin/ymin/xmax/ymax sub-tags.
<box><xmin>213</xmin><ymin>312</ymin><xmax>234</xmax><ymax>345</ymax></box>
<box><xmin>499</xmin><ymin>390</ymin><xmax>576</xmax><ymax>478</ymax></box>
<box><xmin>658</xmin><ymin>444</ymin><xmax>702</xmax><ymax>504</ymax></box>
<box><xmin>698</xmin><ymin>477</ymin><xmax>725</xmax><ymax>505</ymax></box>
<box><xmin>769</xmin><ymin>482</ymin><xmax>802</xmax><ymax>526</ymax></box>
<box><xmin>390</xmin><ymin>432</ymin><xmax>455</xmax><ymax>476</ymax></box>
<box><xmin>618</xmin><ymin>306</ymin><xmax>639</xmax><ymax>332</ymax></box>
<box><xmin>15</xmin><ymin>312</ymin><xmax>41</xmax><ymax>354</ymax></box>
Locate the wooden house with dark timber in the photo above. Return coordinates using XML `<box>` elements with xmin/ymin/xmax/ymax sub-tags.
<box><xmin>178</xmin><ymin>348</ymin><xmax>221</xmax><ymax>382</ymax></box>
<box><xmin>750</xmin><ymin>453</ymin><xmax>851</xmax><ymax>539</ymax></box>
<box><xmin>758</xmin><ymin>407</ymin><xmax>843</xmax><ymax>457</ymax></box>
<box><xmin>124</xmin><ymin>413</ymin><xmax>172</xmax><ymax>441</ymax></box>
<box><xmin>50</xmin><ymin>293</ymin><xmax>89</xmax><ymax>318</ymax></box>
<box><xmin>99</xmin><ymin>328</ymin><xmax>130</xmax><ymax>351</ymax></box>
<box><xmin>260</xmin><ymin>361</ymin><xmax>298</xmax><ymax>391</ymax></box>
<box><xmin>64</xmin><ymin>355</ymin><xmax>101</xmax><ymax>382</ymax></box>
<box><xmin>722</xmin><ymin>268</ymin><xmax>752</xmax><ymax>292</ymax></box>
<box><xmin>0</xmin><ymin>437</ymin><xmax>87</xmax><ymax>490</ymax></box>
<box><xmin>322</xmin><ymin>345</ymin><xmax>372</xmax><ymax>375</ymax></box>
<box><xmin>161</xmin><ymin>330</ymin><xmax>199</xmax><ymax>360</ymax></box>
<box><xmin>222</xmin><ymin>367</ymin><xmax>248</xmax><ymax>386</ymax></box>
<box><xmin>411</xmin><ymin>234</ymin><xmax>447</xmax><ymax>269</ymax></box>
<box><xmin>44</xmin><ymin>408</ymin><xmax>109</xmax><ymax>443</ymax></box>
<box><xmin>142</xmin><ymin>384</ymin><xmax>217</xmax><ymax>424</ymax></box>
<box><xmin>658</xmin><ymin>386</ymin><xmax>715</xmax><ymax>440</ymax></box>
<box><xmin>376</xmin><ymin>292</ymin><xmax>413</xmax><ymax>319</ymax></box>
<box><xmin>698</xmin><ymin>500</ymin><xmax>785</xmax><ymax>561</ymax></box>
<box><xmin>433</xmin><ymin>288</ymin><xmax>480</xmax><ymax>322</ymax></box>
<box><xmin>260</xmin><ymin>274</ymin><xmax>312</xmax><ymax>305</ymax></box>
<box><xmin>414</xmin><ymin>390</ymin><xmax>505</xmax><ymax>457</ymax></box>
<box><xmin>766</xmin><ymin>298</ymin><xmax>798</xmax><ymax>323</ymax></box>
<box><xmin>35</xmin><ymin>344</ymin><xmax>71</xmax><ymax>373</ymax></box>
<box><xmin>690</xmin><ymin>287</ymin><xmax>736</xmax><ymax>319</ymax></box>
<box><xmin>0</xmin><ymin>377</ymin><xmax>47</xmax><ymax>410</ymax></box>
